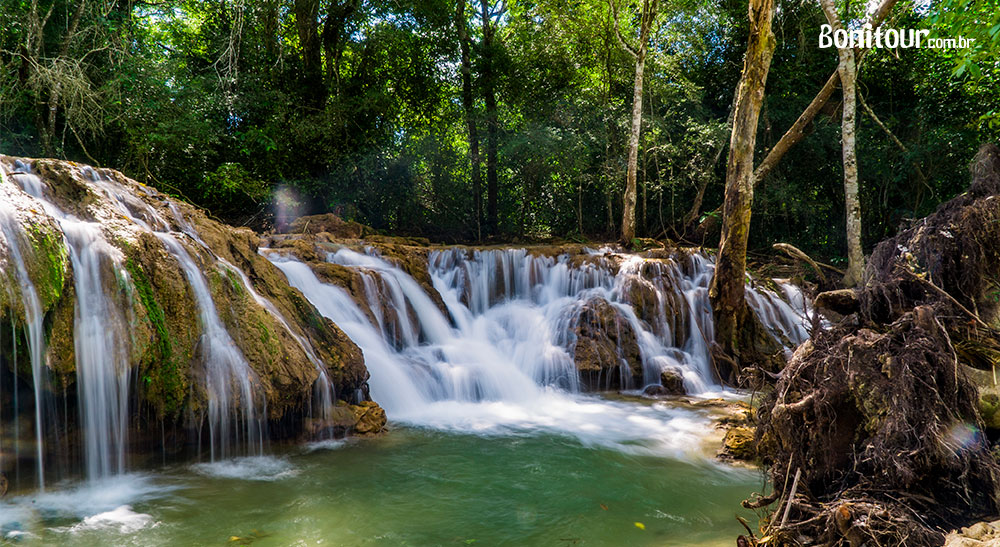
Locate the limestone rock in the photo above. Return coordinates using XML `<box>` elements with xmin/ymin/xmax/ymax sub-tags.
<box><xmin>572</xmin><ymin>297</ymin><xmax>642</xmax><ymax>390</ymax></box>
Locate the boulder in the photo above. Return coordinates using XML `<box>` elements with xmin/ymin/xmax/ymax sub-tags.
<box><xmin>571</xmin><ymin>297</ymin><xmax>642</xmax><ymax>390</ymax></box>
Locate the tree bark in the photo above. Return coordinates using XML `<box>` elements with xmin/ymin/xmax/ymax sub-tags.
<box><xmin>457</xmin><ymin>0</ymin><xmax>483</xmax><ymax>241</ymax></box>
<box><xmin>481</xmin><ymin>0</ymin><xmax>500</xmax><ymax>235</ymax></box>
<box><xmin>709</xmin><ymin>0</ymin><xmax>776</xmax><ymax>362</ymax></box>
<box><xmin>820</xmin><ymin>0</ymin><xmax>863</xmax><ymax>286</ymax></box>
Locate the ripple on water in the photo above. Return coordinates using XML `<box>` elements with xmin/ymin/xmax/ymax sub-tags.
<box><xmin>191</xmin><ymin>456</ymin><xmax>298</xmax><ymax>481</ymax></box>
<box><xmin>0</xmin><ymin>474</ymin><xmax>165</xmax><ymax>538</ymax></box>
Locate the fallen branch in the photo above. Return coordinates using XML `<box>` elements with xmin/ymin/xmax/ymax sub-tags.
<box><xmin>780</xmin><ymin>467</ymin><xmax>802</xmax><ymax>528</ymax></box>
<box><xmin>773</xmin><ymin>243</ymin><xmax>827</xmax><ymax>283</ymax></box>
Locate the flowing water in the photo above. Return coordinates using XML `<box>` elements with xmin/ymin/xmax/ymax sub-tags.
<box><xmin>0</xmin><ymin>158</ymin><xmax>815</xmax><ymax>545</ymax></box>
<box><xmin>0</xmin><ymin>427</ymin><xmax>765</xmax><ymax>546</ymax></box>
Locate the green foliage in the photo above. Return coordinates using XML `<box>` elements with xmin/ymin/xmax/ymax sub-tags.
<box><xmin>0</xmin><ymin>0</ymin><xmax>996</xmax><ymax>259</ymax></box>
<box><xmin>200</xmin><ymin>163</ymin><xmax>270</xmax><ymax>218</ymax></box>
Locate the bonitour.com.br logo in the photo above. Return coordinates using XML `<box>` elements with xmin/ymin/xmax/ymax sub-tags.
<box><xmin>819</xmin><ymin>23</ymin><xmax>975</xmax><ymax>49</ymax></box>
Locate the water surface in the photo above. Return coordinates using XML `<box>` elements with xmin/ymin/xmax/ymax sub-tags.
<box><xmin>1</xmin><ymin>426</ymin><xmax>763</xmax><ymax>546</ymax></box>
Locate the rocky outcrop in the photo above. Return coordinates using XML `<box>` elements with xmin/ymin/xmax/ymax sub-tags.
<box><xmin>0</xmin><ymin>156</ymin><xmax>383</xmax><ymax>461</ymax></box>
<box><xmin>571</xmin><ymin>297</ymin><xmax>642</xmax><ymax>390</ymax></box>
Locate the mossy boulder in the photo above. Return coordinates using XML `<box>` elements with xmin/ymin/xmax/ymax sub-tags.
<box><xmin>572</xmin><ymin>297</ymin><xmax>642</xmax><ymax>390</ymax></box>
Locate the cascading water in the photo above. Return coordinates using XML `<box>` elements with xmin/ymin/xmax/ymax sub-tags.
<box><xmin>267</xmin><ymin>245</ymin><xmax>811</xmax><ymax>455</ymax></box>
<box><xmin>165</xmin><ymin>203</ymin><xmax>335</xmax><ymax>432</ymax></box>
<box><xmin>79</xmin><ymin>167</ymin><xmax>267</xmax><ymax>460</ymax></box>
<box><xmin>155</xmin><ymin>235</ymin><xmax>265</xmax><ymax>460</ymax></box>
<box><xmin>0</xmin><ymin>188</ymin><xmax>48</xmax><ymax>489</ymax></box>
<box><xmin>5</xmin><ymin>165</ymin><xmax>132</xmax><ymax>483</ymax></box>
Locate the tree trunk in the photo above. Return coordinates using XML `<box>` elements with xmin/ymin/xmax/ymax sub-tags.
<box><xmin>621</xmin><ymin>51</ymin><xmax>645</xmax><ymax>243</ymax></box>
<box><xmin>481</xmin><ymin>0</ymin><xmax>499</xmax><ymax>236</ymax></box>
<box><xmin>820</xmin><ymin>0</ymin><xmax>863</xmax><ymax>286</ymax></box>
<box><xmin>457</xmin><ymin>0</ymin><xmax>483</xmax><ymax>241</ymax></box>
<box><xmin>612</xmin><ymin>0</ymin><xmax>657</xmax><ymax>244</ymax></box>
<box><xmin>294</xmin><ymin>0</ymin><xmax>324</xmax><ymax>107</ymax></box>
<box><xmin>709</xmin><ymin>0</ymin><xmax>776</xmax><ymax>368</ymax></box>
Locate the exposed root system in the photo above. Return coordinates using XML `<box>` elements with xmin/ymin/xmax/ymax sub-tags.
<box><xmin>752</xmin><ymin>144</ymin><xmax>1000</xmax><ymax>546</ymax></box>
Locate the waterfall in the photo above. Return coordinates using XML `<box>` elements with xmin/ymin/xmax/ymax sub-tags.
<box><xmin>0</xmin><ymin>196</ymin><xmax>48</xmax><ymax>489</ymax></box>
<box><xmin>267</xmin><ymin>245</ymin><xmax>810</xmax><ymax>451</ymax></box>
<box><xmin>165</xmin><ymin>203</ymin><xmax>335</xmax><ymax>432</ymax></box>
<box><xmin>155</xmin><ymin>235</ymin><xmax>264</xmax><ymax>460</ymax></box>
<box><xmin>1</xmin><ymin>161</ymin><xmax>270</xmax><ymax>476</ymax></box>
<box><xmin>79</xmin><ymin>168</ymin><xmax>267</xmax><ymax>460</ymax></box>
<box><xmin>4</xmin><ymin>165</ymin><xmax>132</xmax><ymax>483</ymax></box>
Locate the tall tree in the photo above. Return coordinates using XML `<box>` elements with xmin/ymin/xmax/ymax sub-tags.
<box><xmin>820</xmin><ymin>0</ymin><xmax>863</xmax><ymax>286</ymax></box>
<box><xmin>457</xmin><ymin>0</ymin><xmax>483</xmax><ymax>240</ymax></box>
<box><xmin>481</xmin><ymin>0</ymin><xmax>504</xmax><ymax>235</ymax></box>
<box><xmin>708</xmin><ymin>0</ymin><xmax>776</xmax><ymax>367</ymax></box>
<box><xmin>610</xmin><ymin>0</ymin><xmax>658</xmax><ymax>243</ymax></box>
<box><xmin>294</xmin><ymin>0</ymin><xmax>324</xmax><ymax>107</ymax></box>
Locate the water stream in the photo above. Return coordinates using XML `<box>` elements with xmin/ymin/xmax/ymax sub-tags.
<box><xmin>0</xmin><ymin>159</ymin><xmax>814</xmax><ymax>544</ymax></box>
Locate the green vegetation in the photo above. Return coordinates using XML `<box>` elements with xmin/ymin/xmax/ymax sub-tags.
<box><xmin>125</xmin><ymin>257</ymin><xmax>184</xmax><ymax>417</ymax></box>
<box><xmin>0</xmin><ymin>0</ymin><xmax>996</xmax><ymax>260</ymax></box>
<box><xmin>25</xmin><ymin>222</ymin><xmax>66</xmax><ymax>309</ymax></box>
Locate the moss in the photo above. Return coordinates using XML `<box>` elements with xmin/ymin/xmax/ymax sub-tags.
<box><xmin>125</xmin><ymin>257</ymin><xmax>183</xmax><ymax>417</ymax></box>
<box><xmin>225</xmin><ymin>267</ymin><xmax>244</xmax><ymax>298</ymax></box>
<box><xmin>24</xmin><ymin>222</ymin><xmax>66</xmax><ymax>310</ymax></box>
<box><xmin>253</xmin><ymin>315</ymin><xmax>279</xmax><ymax>366</ymax></box>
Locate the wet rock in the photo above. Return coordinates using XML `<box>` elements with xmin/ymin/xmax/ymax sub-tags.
<box><xmin>660</xmin><ymin>369</ymin><xmax>686</xmax><ymax>395</ymax></box>
<box><xmin>350</xmin><ymin>401</ymin><xmax>387</xmax><ymax>435</ymax></box>
<box><xmin>284</xmin><ymin>213</ymin><xmax>367</xmax><ymax>239</ymax></box>
<box><xmin>721</xmin><ymin>426</ymin><xmax>755</xmax><ymax>460</ymax></box>
<box><xmin>0</xmin><ymin>155</ymin><xmax>373</xmax><ymax>442</ymax></box>
<box><xmin>572</xmin><ymin>297</ymin><xmax>642</xmax><ymax>390</ymax></box>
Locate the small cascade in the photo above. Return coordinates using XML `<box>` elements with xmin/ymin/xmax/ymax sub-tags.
<box><xmin>268</xmin><ymin>246</ymin><xmax>812</xmax><ymax>432</ymax></box>
<box><xmin>155</xmin><ymin>235</ymin><xmax>265</xmax><ymax>460</ymax></box>
<box><xmin>79</xmin><ymin>168</ymin><xmax>267</xmax><ymax>460</ymax></box>
<box><xmin>5</xmin><ymin>166</ymin><xmax>132</xmax><ymax>483</ymax></box>
<box><xmin>0</xmin><ymin>197</ymin><xmax>48</xmax><ymax>489</ymax></box>
<box><xmin>64</xmin><ymin>222</ymin><xmax>131</xmax><ymax>481</ymax></box>
<box><xmin>1</xmin><ymin>160</ymin><xmax>271</xmax><ymax>476</ymax></box>
<box><xmin>166</xmin><ymin>204</ymin><xmax>335</xmax><ymax>432</ymax></box>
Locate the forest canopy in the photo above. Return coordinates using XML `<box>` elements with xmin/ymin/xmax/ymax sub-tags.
<box><xmin>0</xmin><ymin>0</ymin><xmax>997</xmax><ymax>260</ymax></box>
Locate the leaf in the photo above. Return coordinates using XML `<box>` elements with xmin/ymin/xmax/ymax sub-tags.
<box><xmin>600</xmin><ymin>503</ymin><xmax>608</xmax><ymax>510</ymax></box>
<box><xmin>633</xmin><ymin>522</ymin><xmax>645</xmax><ymax>530</ymax></box>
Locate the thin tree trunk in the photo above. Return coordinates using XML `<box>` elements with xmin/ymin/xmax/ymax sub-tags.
<box><xmin>622</xmin><ymin>52</ymin><xmax>645</xmax><ymax>243</ymax></box>
<box><xmin>709</xmin><ymin>0</ymin><xmax>776</xmax><ymax>361</ymax></box>
<box><xmin>820</xmin><ymin>0</ymin><xmax>863</xmax><ymax>286</ymax></box>
<box><xmin>457</xmin><ymin>0</ymin><xmax>483</xmax><ymax>241</ymax></box>
<box><xmin>481</xmin><ymin>0</ymin><xmax>499</xmax><ymax>235</ymax></box>
<box><xmin>611</xmin><ymin>0</ymin><xmax>657</xmax><ymax>244</ymax></box>
<box><xmin>752</xmin><ymin>0</ymin><xmax>897</xmax><ymax>186</ymax></box>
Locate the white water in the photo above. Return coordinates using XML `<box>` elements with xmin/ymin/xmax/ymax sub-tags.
<box><xmin>4</xmin><ymin>164</ymin><xmax>132</xmax><ymax>483</ymax></box>
<box><xmin>0</xmin><ymin>194</ymin><xmax>48</xmax><ymax>488</ymax></box>
<box><xmin>166</xmin><ymin>203</ymin><xmax>336</xmax><ymax>431</ymax></box>
<box><xmin>156</xmin><ymin>234</ymin><xmax>265</xmax><ymax>460</ymax></box>
<box><xmin>77</xmin><ymin>167</ymin><xmax>267</xmax><ymax>460</ymax></box>
<box><xmin>268</xmin><ymin>246</ymin><xmax>810</xmax><ymax>456</ymax></box>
